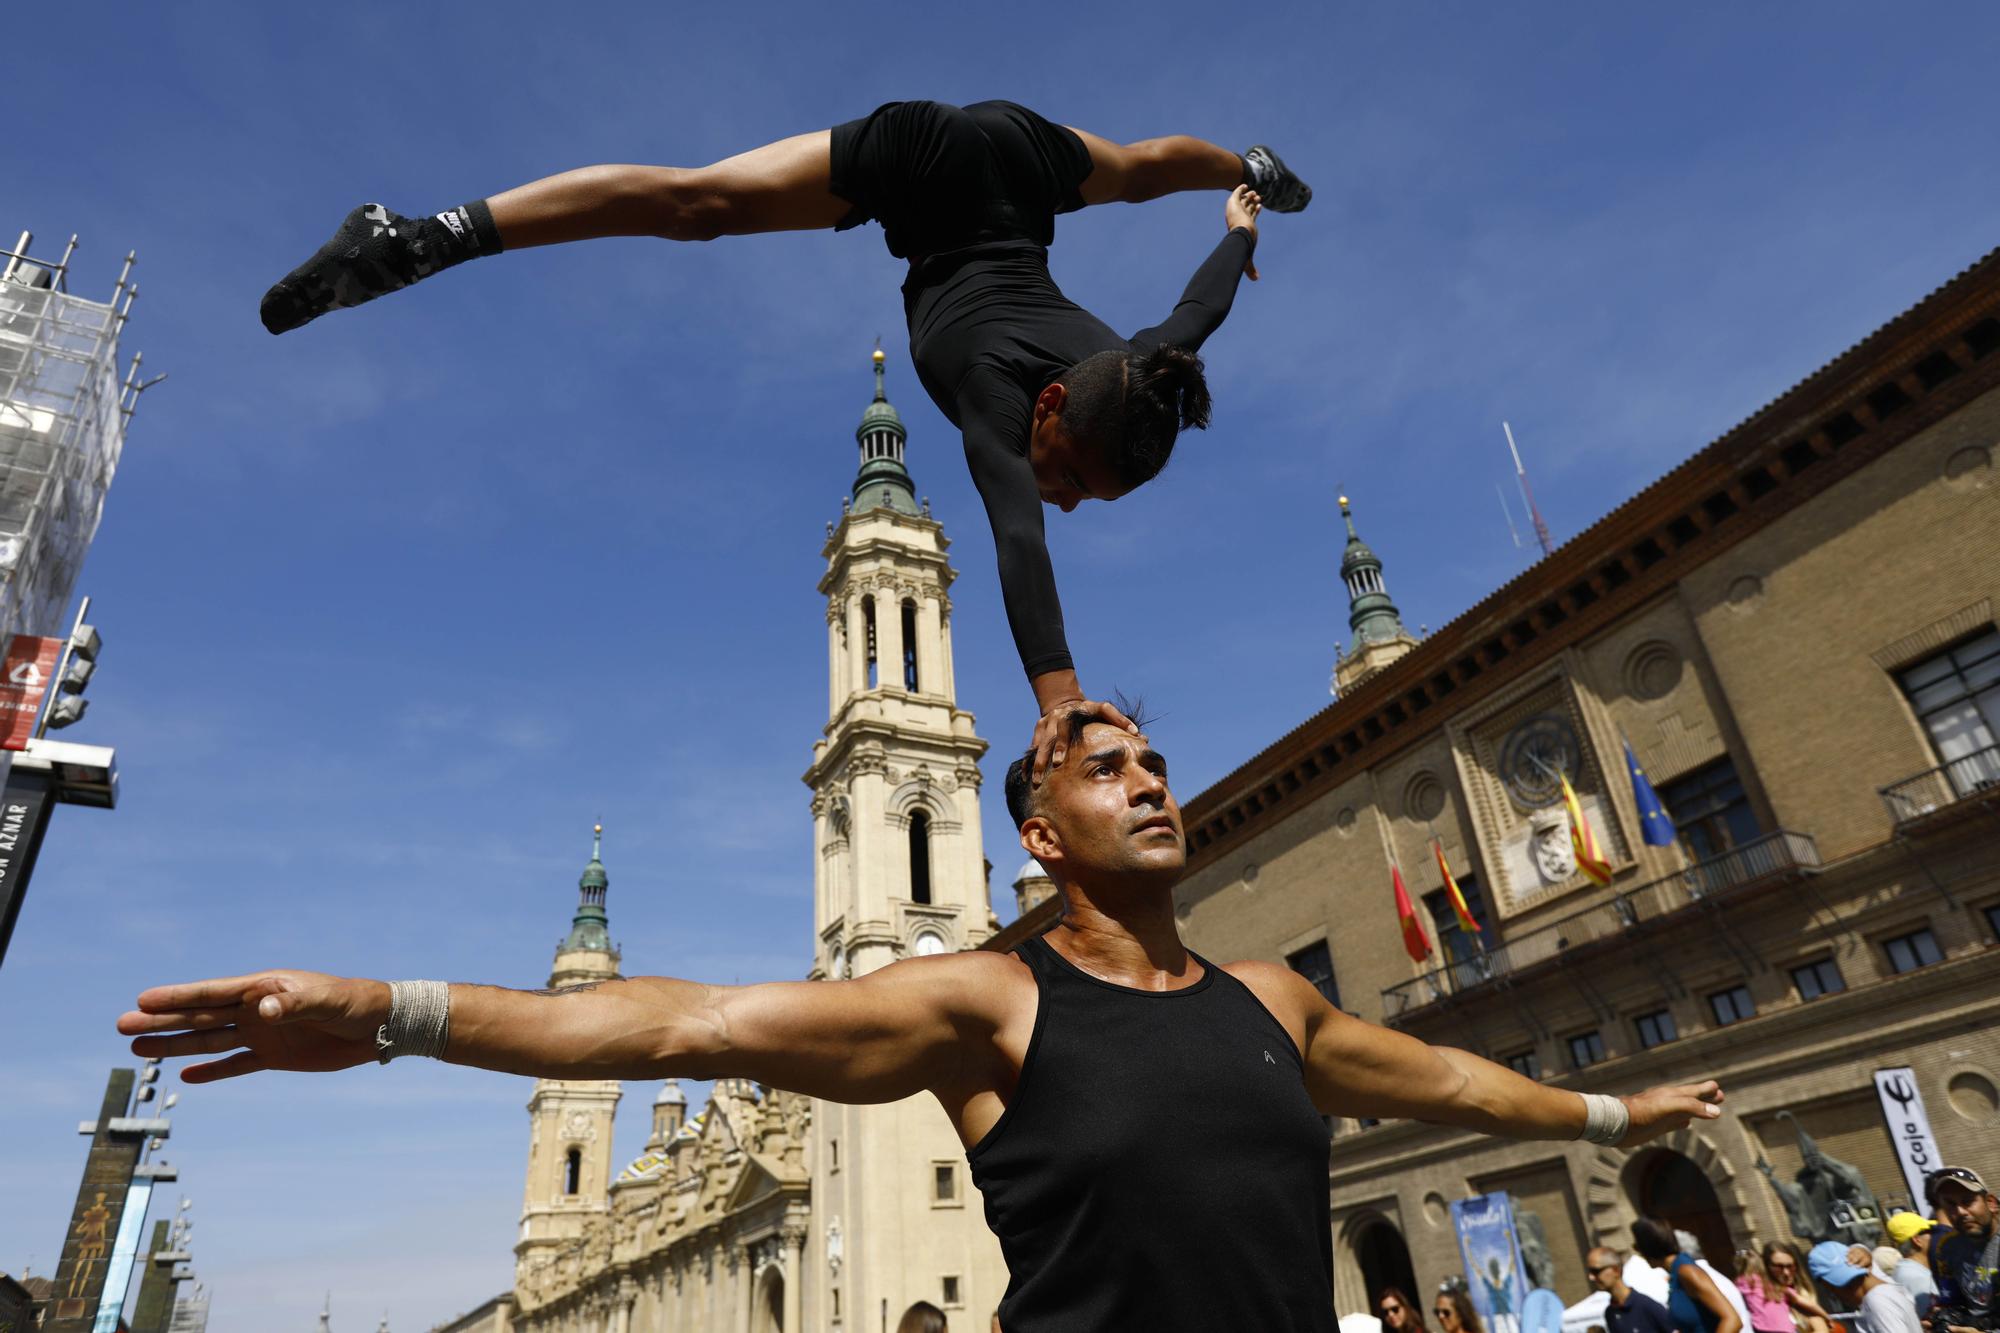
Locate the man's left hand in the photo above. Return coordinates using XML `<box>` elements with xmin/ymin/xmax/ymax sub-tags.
<box><xmin>1226</xmin><ymin>185</ymin><xmax>1262</xmax><ymax>281</ymax></box>
<box><xmin>1619</xmin><ymin>1080</ymin><xmax>1725</xmax><ymax>1147</ymax></box>
<box><xmin>1029</xmin><ymin>696</ymin><xmax>1138</xmax><ymax>787</ymax></box>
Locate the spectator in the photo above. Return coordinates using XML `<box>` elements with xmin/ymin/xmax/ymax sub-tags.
<box><xmin>897</xmin><ymin>1302</ymin><xmax>948</xmax><ymax>1333</ymax></box>
<box><xmin>1632</xmin><ymin>1217</ymin><xmax>1742</xmax><ymax>1333</ymax></box>
<box><xmin>1675</xmin><ymin>1232</ymin><xmax>1750</xmax><ymax>1332</ymax></box>
<box><xmin>1882</xmin><ymin>1212</ymin><xmax>1939</xmax><ymax>1316</ymax></box>
<box><xmin>1805</xmin><ymin>1241</ymin><xmax>1921</xmax><ymax>1333</ymax></box>
<box><xmin>1763</xmin><ymin>1242</ymin><xmax>1831</xmax><ymax>1333</ymax></box>
<box><xmin>1380</xmin><ymin>1287</ymin><xmax>1429</xmax><ymax>1333</ymax></box>
<box><xmin>1590</xmin><ymin>1245</ymin><xmax>1678</xmax><ymax>1333</ymax></box>
<box><xmin>1733</xmin><ymin>1248</ymin><xmax>1800</xmax><ymax>1333</ymax></box>
<box><xmin>1435</xmin><ymin>1285</ymin><xmax>1487</xmax><ymax>1333</ymax></box>
<box><xmin>1927</xmin><ymin>1166</ymin><xmax>1999</xmax><ymax>1333</ymax></box>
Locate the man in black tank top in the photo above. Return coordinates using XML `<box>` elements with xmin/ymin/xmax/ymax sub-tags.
<box><xmin>122</xmin><ymin>718</ymin><xmax>1730</xmax><ymax>1331</ymax></box>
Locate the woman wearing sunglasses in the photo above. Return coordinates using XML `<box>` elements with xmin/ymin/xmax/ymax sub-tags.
<box><xmin>1436</xmin><ymin>1287</ymin><xmax>1487</xmax><ymax>1333</ymax></box>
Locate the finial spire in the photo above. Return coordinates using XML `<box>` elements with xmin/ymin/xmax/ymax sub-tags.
<box><xmin>592</xmin><ymin>822</ymin><xmax>603</xmax><ymax>860</ymax></box>
<box><xmin>872</xmin><ymin>341</ymin><xmax>888</xmax><ymax>401</ymax></box>
<box><xmin>851</xmin><ymin>342</ymin><xmax>917</xmax><ymax>516</ymax></box>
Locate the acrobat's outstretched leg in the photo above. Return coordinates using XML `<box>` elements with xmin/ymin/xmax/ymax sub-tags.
<box><xmin>1065</xmin><ymin>129</ymin><xmax>1311</xmax><ymax>212</ymax></box>
<box><xmin>259</xmin><ymin>131</ymin><xmax>847</xmax><ymax>334</ymax></box>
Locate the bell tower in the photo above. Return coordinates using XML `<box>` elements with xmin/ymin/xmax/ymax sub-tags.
<box><xmin>801</xmin><ymin>349</ymin><xmax>1006</xmax><ymax>1328</ymax></box>
<box><xmin>514</xmin><ymin>825</ymin><xmax>623</xmax><ymax>1307</ymax></box>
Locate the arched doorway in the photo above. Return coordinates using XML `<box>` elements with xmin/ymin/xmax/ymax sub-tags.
<box><xmin>1632</xmin><ymin>1149</ymin><xmax>1736</xmax><ymax>1275</ymax></box>
<box><xmin>1353</xmin><ymin>1216</ymin><xmax>1420</xmax><ymax>1315</ymax></box>
<box><xmin>753</xmin><ymin>1266</ymin><xmax>784</xmax><ymax>1333</ymax></box>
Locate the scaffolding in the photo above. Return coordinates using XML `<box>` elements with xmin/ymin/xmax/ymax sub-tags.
<box><xmin>0</xmin><ymin>229</ymin><xmax>154</xmax><ymax>642</ymax></box>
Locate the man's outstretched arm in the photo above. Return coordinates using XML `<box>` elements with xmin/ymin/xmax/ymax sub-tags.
<box><xmin>1252</xmin><ymin>966</ymin><xmax>1723</xmax><ymax>1144</ymax></box>
<box><xmin>1128</xmin><ymin>185</ymin><xmax>1262</xmax><ymax>353</ymax></box>
<box><xmin>116</xmin><ymin>956</ymin><xmax>997</xmax><ymax>1103</ymax></box>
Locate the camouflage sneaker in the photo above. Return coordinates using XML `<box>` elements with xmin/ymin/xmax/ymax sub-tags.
<box><xmin>1242</xmin><ymin>146</ymin><xmax>1312</xmax><ymax>213</ymax></box>
<box><xmin>260</xmin><ymin>203</ymin><xmax>481</xmax><ymax>335</ymax></box>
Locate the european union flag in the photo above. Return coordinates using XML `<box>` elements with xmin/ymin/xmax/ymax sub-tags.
<box><xmin>1626</xmin><ymin>739</ymin><xmax>1678</xmax><ymax>847</ymax></box>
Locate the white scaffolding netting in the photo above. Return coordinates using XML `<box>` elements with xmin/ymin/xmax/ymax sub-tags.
<box><xmin>0</xmin><ymin>277</ymin><xmax>126</xmax><ymax>639</ymax></box>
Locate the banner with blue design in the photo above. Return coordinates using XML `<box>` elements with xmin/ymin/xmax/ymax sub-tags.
<box><xmin>1451</xmin><ymin>1193</ymin><xmax>1531</xmax><ymax>1333</ymax></box>
<box><xmin>1625</xmin><ymin>740</ymin><xmax>1678</xmax><ymax>847</ymax></box>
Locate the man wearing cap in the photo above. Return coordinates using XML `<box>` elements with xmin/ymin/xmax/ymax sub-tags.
<box><xmin>1807</xmin><ymin>1240</ymin><xmax>1923</xmax><ymax>1333</ymax></box>
<box><xmin>1927</xmin><ymin>1167</ymin><xmax>1999</xmax><ymax>1333</ymax></box>
<box><xmin>1885</xmin><ymin>1211</ymin><xmax>1941</xmax><ymax>1316</ymax></box>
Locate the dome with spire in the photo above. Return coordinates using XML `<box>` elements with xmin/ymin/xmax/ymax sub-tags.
<box><xmin>655</xmin><ymin>1078</ymin><xmax>687</xmax><ymax>1107</ymax></box>
<box><xmin>560</xmin><ymin>823</ymin><xmax>612</xmax><ymax>955</ymax></box>
<box><xmin>1337</xmin><ymin>495</ymin><xmax>1408</xmax><ymax>647</ymax></box>
<box><xmin>851</xmin><ymin>346</ymin><xmax>919</xmax><ymax>516</ymax></box>
<box><xmin>1013</xmin><ymin>858</ymin><xmax>1051</xmax><ymax>886</ymax></box>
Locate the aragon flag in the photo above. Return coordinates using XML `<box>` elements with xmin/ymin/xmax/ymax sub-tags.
<box><xmin>1433</xmin><ymin>838</ymin><xmax>1481</xmax><ymax>934</ymax></box>
<box><xmin>1393</xmin><ymin>864</ymin><xmax>1431</xmax><ymax>962</ymax></box>
<box><xmin>1560</xmin><ymin>771</ymin><xmax>1615</xmax><ymax>885</ymax></box>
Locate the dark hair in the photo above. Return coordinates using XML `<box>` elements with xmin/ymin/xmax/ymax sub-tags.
<box><xmin>895</xmin><ymin>1302</ymin><xmax>947</xmax><ymax>1333</ymax></box>
<box><xmin>1001</xmin><ymin>694</ymin><xmax>1154</xmax><ymax>829</ymax></box>
<box><xmin>1435</xmin><ymin>1286</ymin><xmax>1483</xmax><ymax>1333</ymax></box>
<box><xmin>1056</xmin><ymin>345</ymin><xmax>1211</xmax><ymax>489</ymax></box>
<box><xmin>1630</xmin><ymin>1216</ymin><xmax>1679</xmax><ymax>1263</ymax></box>
<box><xmin>1379</xmin><ymin>1287</ymin><xmax>1426</xmax><ymax>1330</ymax></box>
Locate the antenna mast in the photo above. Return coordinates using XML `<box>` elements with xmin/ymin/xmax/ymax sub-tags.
<box><xmin>1503</xmin><ymin>421</ymin><xmax>1555</xmax><ymax>558</ymax></box>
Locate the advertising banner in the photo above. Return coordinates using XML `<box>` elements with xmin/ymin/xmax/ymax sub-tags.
<box><xmin>1874</xmin><ymin>1067</ymin><xmax>1943</xmax><ymax>1208</ymax></box>
<box><xmin>1452</xmin><ymin>1193</ymin><xmax>1531</xmax><ymax>1333</ymax></box>
<box><xmin>0</xmin><ymin>635</ymin><xmax>62</xmax><ymax>750</ymax></box>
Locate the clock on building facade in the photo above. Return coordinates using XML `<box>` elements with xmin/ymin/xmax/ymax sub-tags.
<box><xmin>1498</xmin><ymin>713</ymin><xmax>1585</xmax><ymax>809</ymax></box>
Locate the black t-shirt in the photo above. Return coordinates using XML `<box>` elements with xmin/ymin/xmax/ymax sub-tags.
<box><xmin>1930</xmin><ymin>1223</ymin><xmax>1999</xmax><ymax>1315</ymax></box>
<box><xmin>903</xmin><ymin>228</ymin><xmax>1255</xmax><ymax>677</ymax></box>
<box><xmin>1606</xmin><ymin>1290</ymin><xmax>1682</xmax><ymax>1333</ymax></box>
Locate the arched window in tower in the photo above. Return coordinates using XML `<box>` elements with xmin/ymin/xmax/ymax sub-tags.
<box><xmin>908</xmin><ymin>810</ymin><xmax>933</xmax><ymax>905</ymax></box>
<box><xmin>901</xmin><ymin>599</ymin><xmax>920</xmax><ymax>691</ymax></box>
<box><xmin>862</xmin><ymin>596</ymin><xmax>878</xmax><ymax>689</ymax></box>
<box><xmin>564</xmin><ymin>1147</ymin><xmax>581</xmax><ymax>1196</ymax></box>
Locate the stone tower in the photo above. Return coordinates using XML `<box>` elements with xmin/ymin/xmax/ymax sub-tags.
<box><xmin>514</xmin><ymin>826</ymin><xmax>624</xmax><ymax>1295</ymax></box>
<box><xmin>801</xmin><ymin>349</ymin><xmax>1007</xmax><ymax>1328</ymax></box>
<box><xmin>1331</xmin><ymin>494</ymin><xmax>1419</xmax><ymax>697</ymax></box>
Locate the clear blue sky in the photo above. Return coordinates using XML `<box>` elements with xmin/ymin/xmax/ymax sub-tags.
<box><xmin>5</xmin><ymin>3</ymin><xmax>1998</xmax><ymax>1327</ymax></box>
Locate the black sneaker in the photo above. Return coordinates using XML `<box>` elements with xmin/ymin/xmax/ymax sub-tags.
<box><xmin>1243</xmin><ymin>145</ymin><xmax>1312</xmax><ymax>213</ymax></box>
<box><xmin>260</xmin><ymin>204</ymin><xmax>465</xmax><ymax>335</ymax></box>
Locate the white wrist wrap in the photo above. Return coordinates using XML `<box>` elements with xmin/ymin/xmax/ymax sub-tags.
<box><xmin>375</xmin><ymin>979</ymin><xmax>451</xmax><ymax>1064</ymax></box>
<box><xmin>1578</xmin><ymin>1092</ymin><xmax>1630</xmax><ymax>1145</ymax></box>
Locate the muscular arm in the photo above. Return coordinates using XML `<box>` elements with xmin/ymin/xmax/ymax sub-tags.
<box><xmin>1678</xmin><ymin>1262</ymin><xmax>1745</xmax><ymax>1333</ymax></box>
<box><xmin>119</xmin><ymin>955</ymin><xmax>1009</xmax><ymax>1104</ymax></box>
<box><xmin>957</xmin><ymin>369</ymin><xmax>1073</xmax><ymax>679</ymax></box>
<box><xmin>1233</xmin><ymin>963</ymin><xmax>1723</xmax><ymax>1141</ymax></box>
<box><xmin>1129</xmin><ymin>227</ymin><xmax>1256</xmax><ymax>353</ymax></box>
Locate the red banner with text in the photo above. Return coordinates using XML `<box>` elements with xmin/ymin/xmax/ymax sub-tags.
<box><xmin>0</xmin><ymin>635</ymin><xmax>64</xmax><ymax>750</ymax></box>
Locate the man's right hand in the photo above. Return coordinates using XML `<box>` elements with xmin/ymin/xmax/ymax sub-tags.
<box><xmin>117</xmin><ymin>969</ymin><xmax>390</xmax><ymax>1083</ymax></box>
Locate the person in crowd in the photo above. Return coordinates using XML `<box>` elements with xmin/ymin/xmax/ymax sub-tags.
<box><xmin>1436</xmin><ymin>1285</ymin><xmax>1487</xmax><ymax>1333</ymax></box>
<box><xmin>1632</xmin><ymin>1217</ymin><xmax>1742</xmax><ymax>1333</ymax></box>
<box><xmin>1806</xmin><ymin>1241</ymin><xmax>1922</xmax><ymax>1333</ymax></box>
<box><xmin>1764</xmin><ymin>1241</ymin><xmax>1832</xmax><ymax>1333</ymax></box>
<box><xmin>1734</xmin><ymin>1247</ymin><xmax>1802</xmax><ymax>1333</ymax></box>
<box><xmin>1926</xmin><ymin>1166</ymin><xmax>1998</xmax><ymax>1333</ymax></box>
<box><xmin>897</xmin><ymin>1301</ymin><xmax>949</xmax><ymax>1333</ymax></box>
<box><xmin>1590</xmin><ymin>1245</ymin><xmax>1679</xmax><ymax>1333</ymax></box>
<box><xmin>1380</xmin><ymin>1287</ymin><xmax>1429</xmax><ymax>1333</ymax></box>
<box><xmin>1679</xmin><ymin>1230</ymin><xmax>1752</xmax><ymax>1330</ymax></box>
<box><xmin>1882</xmin><ymin>1212</ymin><xmax>1939</xmax><ymax>1317</ymax></box>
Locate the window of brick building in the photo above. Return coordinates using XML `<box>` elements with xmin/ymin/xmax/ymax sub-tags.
<box><xmin>1286</xmin><ymin>939</ymin><xmax>1341</xmax><ymax>1010</ymax></box>
<box><xmin>1505</xmin><ymin>1048</ymin><xmax>1542</xmax><ymax>1080</ymax></box>
<box><xmin>933</xmin><ymin>1161</ymin><xmax>958</xmax><ymax>1204</ymax></box>
<box><xmin>1659</xmin><ymin>757</ymin><xmax>1762</xmax><ymax>862</ymax></box>
<box><xmin>1567</xmin><ymin>1030</ymin><xmax>1607</xmax><ymax>1070</ymax></box>
<box><xmin>1791</xmin><ymin>956</ymin><xmax>1846</xmax><ymax>1000</ymax></box>
<box><xmin>1634</xmin><ymin>1009</ymin><xmax>1679</xmax><ymax>1049</ymax></box>
<box><xmin>1425</xmin><ymin>875</ymin><xmax>1494</xmax><ymax>991</ymax></box>
<box><xmin>1985</xmin><ymin>903</ymin><xmax>2000</xmax><ymax>943</ymax></box>
<box><xmin>1883</xmin><ymin>927</ymin><xmax>1943</xmax><ymax>974</ymax></box>
<box><xmin>1896</xmin><ymin>628</ymin><xmax>2000</xmax><ymax>792</ymax></box>
<box><xmin>1708</xmin><ymin>985</ymin><xmax>1756</xmax><ymax>1025</ymax></box>
<box><xmin>942</xmin><ymin>1275</ymin><xmax>962</xmax><ymax>1307</ymax></box>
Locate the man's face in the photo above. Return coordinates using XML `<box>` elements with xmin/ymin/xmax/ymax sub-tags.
<box><xmin>1022</xmin><ymin>723</ymin><xmax>1185</xmax><ymax>884</ymax></box>
<box><xmin>1586</xmin><ymin>1251</ymin><xmax>1620</xmax><ymax>1292</ymax></box>
<box><xmin>1936</xmin><ymin>1183</ymin><xmax>1996</xmax><ymax>1235</ymax></box>
<box><xmin>1029</xmin><ymin>385</ymin><xmax>1131</xmax><ymax>513</ymax></box>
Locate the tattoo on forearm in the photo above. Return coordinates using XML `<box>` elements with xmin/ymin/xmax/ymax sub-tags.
<box><xmin>532</xmin><ymin>981</ymin><xmax>609</xmax><ymax>998</ymax></box>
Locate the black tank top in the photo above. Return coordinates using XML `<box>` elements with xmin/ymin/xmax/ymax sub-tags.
<box><xmin>967</xmin><ymin>934</ymin><xmax>1336</xmax><ymax>1332</ymax></box>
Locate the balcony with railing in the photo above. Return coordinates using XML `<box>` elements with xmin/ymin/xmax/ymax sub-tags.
<box><xmin>1379</xmin><ymin>829</ymin><xmax>1822</xmax><ymax>1021</ymax></box>
<box><xmin>1879</xmin><ymin>742</ymin><xmax>2000</xmax><ymax>826</ymax></box>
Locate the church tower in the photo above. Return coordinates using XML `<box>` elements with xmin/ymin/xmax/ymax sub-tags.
<box><xmin>1331</xmin><ymin>494</ymin><xmax>1419</xmax><ymax>697</ymax></box>
<box><xmin>802</xmin><ymin>349</ymin><xmax>1006</xmax><ymax>1328</ymax></box>
<box><xmin>514</xmin><ymin>826</ymin><xmax>624</xmax><ymax>1294</ymax></box>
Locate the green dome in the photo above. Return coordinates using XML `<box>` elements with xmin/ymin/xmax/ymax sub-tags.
<box><xmin>561</xmin><ymin>824</ymin><xmax>613</xmax><ymax>955</ymax></box>
<box><xmin>851</xmin><ymin>348</ymin><xmax>918</xmax><ymax>516</ymax></box>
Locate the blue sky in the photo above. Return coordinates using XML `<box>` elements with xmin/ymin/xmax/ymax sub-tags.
<box><xmin>5</xmin><ymin>3</ymin><xmax>1999</xmax><ymax>1327</ymax></box>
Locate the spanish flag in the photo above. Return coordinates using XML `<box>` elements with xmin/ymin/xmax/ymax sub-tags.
<box><xmin>1561</xmin><ymin>771</ymin><xmax>1615</xmax><ymax>885</ymax></box>
<box><xmin>1394</xmin><ymin>864</ymin><xmax>1431</xmax><ymax>962</ymax></box>
<box><xmin>1433</xmin><ymin>839</ymin><xmax>1481</xmax><ymax>934</ymax></box>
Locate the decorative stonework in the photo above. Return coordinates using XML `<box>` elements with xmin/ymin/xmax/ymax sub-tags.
<box><xmin>1622</xmin><ymin>640</ymin><xmax>1684</xmax><ymax>702</ymax></box>
<box><xmin>1583</xmin><ymin>1131</ymin><xmax>1753</xmax><ymax>1250</ymax></box>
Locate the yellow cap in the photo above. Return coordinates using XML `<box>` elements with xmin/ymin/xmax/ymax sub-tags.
<box><xmin>1885</xmin><ymin>1212</ymin><xmax>1936</xmax><ymax>1246</ymax></box>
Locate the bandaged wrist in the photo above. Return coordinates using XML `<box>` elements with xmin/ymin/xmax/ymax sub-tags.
<box><xmin>375</xmin><ymin>979</ymin><xmax>451</xmax><ymax>1064</ymax></box>
<box><xmin>1578</xmin><ymin>1091</ymin><xmax>1630</xmax><ymax>1145</ymax></box>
